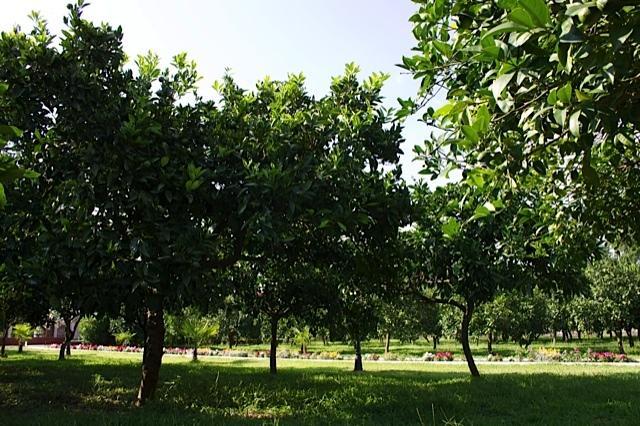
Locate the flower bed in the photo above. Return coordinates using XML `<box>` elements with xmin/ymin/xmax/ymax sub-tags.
<box><xmin>488</xmin><ymin>347</ymin><xmax>631</xmax><ymax>363</ymax></box>
<box><xmin>421</xmin><ymin>351</ymin><xmax>454</xmax><ymax>362</ymax></box>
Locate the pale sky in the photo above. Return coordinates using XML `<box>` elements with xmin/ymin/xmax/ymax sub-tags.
<box><xmin>1</xmin><ymin>0</ymin><xmax>437</xmax><ymax>182</ymax></box>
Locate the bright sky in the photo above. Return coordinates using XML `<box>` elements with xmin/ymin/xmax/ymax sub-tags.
<box><xmin>1</xmin><ymin>0</ymin><xmax>435</xmax><ymax>181</ymax></box>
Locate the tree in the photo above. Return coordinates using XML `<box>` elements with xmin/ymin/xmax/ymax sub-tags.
<box><xmin>291</xmin><ymin>326</ymin><xmax>311</xmax><ymax>355</ymax></box>
<box><xmin>586</xmin><ymin>249</ymin><xmax>640</xmax><ymax>353</ymax></box>
<box><xmin>402</xmin><ymin>0</ymin><xmax>640</xmax><ymax>242</ymax></box>
<box><xmin>180</xmin><ymin>309</ymin><xmax>219</xmax><ymax>362</ymax></box>
<box><xmin>407</xmin><ymin>183</ymin><xmax>586</xmax><ymax>376</ymax></box>
<box><xmin>11</xmin><ymin>323</ymin><xmax>33</xmax><ymax>353</ymax></box>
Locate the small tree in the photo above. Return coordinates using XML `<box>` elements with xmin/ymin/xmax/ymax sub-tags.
<box><xmin>181</xmin><ymin>310</ymin><xmax>219</xmax><ymax>362</ymax></box>
<box><xmin>114</xmin><ymin>331</ymin><xmax>136</xmax><ymax>346</ymax></box>
<box><xmin>291</xmin><ymin>326</ymin><xmax>311</xmax><ymax>354</ymax></box>
<box><xmin>12</xmin><ymin>323</ymin><xmax>32</xmax><ymax>353</ymax></box>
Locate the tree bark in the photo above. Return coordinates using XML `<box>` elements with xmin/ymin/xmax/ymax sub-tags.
<box><xmin>136</xmin><ymin>305</ymin><xmax>165</xmax><ymax>406</ymax></box>
<box><xmin>59</xmin><ymin>343</ymin><xmax>66</xmax><ymax>360</ymax></box>
<box><xmin>18</xmin><ymin>342</ymin><xmax>23</xmax><ymax>353</ymax></box>
<box><xmin>1</xmin><ymin>326</ymin><xmax>8</xmax><ymax>357</ymax></box>
<box><xmin>487</xmin><ymin>330</ymin><xmax>493</xmax><ymax>354</ymax></box>
<box><xmin>384</xmin><ymin>332</ymin><xmax>391</xmax><ymax>354</ymax></box>
<box><xmin>192</xmin><ymin>345</ymin><xmax>198</xmax><ymax>362</ymax></box>
<box><xmin>354</xmin><ymin>339</ymin><xmax>363</xmax><ymax>372</ymax></box>
<box><xmin>269</xmin><ymin>316</ymin><xmax>278</xmax><ymax>375</ymax></box>
<box><xmin>433</xmin><ymin>337</ymin><xmax>438</xmax><ymax>351</ymax></box>
<box><xmin>625</xmin><ymin>327</ymin><xmax>634</xmax><ymax>347</ymax></box>
<box><xmin>616</xmin><ymin>329</ymin><xmax>625</xmax><ymax>354</ymax></box>
<box><xmin>461</xmin><ymin>304</ymin><xmax>479</xmax><ymax>377</ymax></box>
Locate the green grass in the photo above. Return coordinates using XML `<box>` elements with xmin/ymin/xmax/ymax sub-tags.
<box><xmin>2</xmin><ymin>350</ymin><xmax>640</xmax><ymax>425</ymax></box>
<box><xmin>215</xmin><ymin>335</ymin><xmax>640</xmax><ymax>359</ymax></box>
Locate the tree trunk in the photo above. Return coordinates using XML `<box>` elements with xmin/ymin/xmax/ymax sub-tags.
<box><xmin>487</xmin><ymin>330</ymin><xmax>493</xmax><ymax>354</ymax></box>
<box><xmin>433</xmin><ymin>337</ymin><xmax>438</xmax><ymax>351</ymax></box>
<box><xmin>269</xmin><ymin>316</ymin><xmax>278</xmax><ymax>375</ymax></box>
<box><xmin>577</xmin><ymin>330</ymin><xmax>582</xmax><ymax>341</ymax></box>
<box><xmin>384</xmin><ymin>332</ymin><xmax>391</xmax><ymax>354</ymax></box>
<box><xmin>552</xmin><ymin>329</ymin><xmax>556</xmax><ymax>345</ymax></box>
<box><xmin>1</xmin><ymin>326</ymin><xmax>9</xmax><ymax>357</ymax></box>
<box><xmin>18</xmin><ymin>343</ymin><xmax>23</xmax><ymax>353</ymax></box>
<box><xmin>354</xmin><ymin>339</ymin><xmax>363</xmax><ymax>372</ymax></box>
<box><xmin>60</xmin><ymin>316</ymin><xmax>74</xmax><ymax>360</ymax></box>
<box><xmin>58</xmin><ymin>342</ymin><xmax>66</xmax><ymax>360</ymax></box>
<box><xmin>136</xmin><ymin>304</ymin><xmax>165</xmax><ymax>406</ymax></box>
<box><xmin>461</xmin><ymin>304</ymin><xmax>479</xmax><ymax>377</ymax></box>
<box><xmin>616</xmin><ymin>330</ymin><xmax>625</xmax><ymax>354</ymax></box>
<box><xmin>625</xmin><ymin>327</ymin><xmax>634</xmax><ymax>347</ymax></box>
<box><xmin>192</xmin><ymin>344</ymin><xmax>198</xmax><ymax>362</ymax></box>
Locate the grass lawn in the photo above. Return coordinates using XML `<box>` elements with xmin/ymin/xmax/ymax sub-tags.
<box><xmin>1</xmin><ymin>350</ymin><xmax>640</xmax><ymax>425</ymax></box>
<box><xmin>214</xmin><ymin>335</ymin><xmax>640</xmax><ymax>359</ymax></box>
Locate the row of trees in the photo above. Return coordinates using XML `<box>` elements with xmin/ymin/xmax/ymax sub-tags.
<box><xmin>1</xmin><ymin>0</ymin><xmax>637</xmax><ymax>404</ymax></box>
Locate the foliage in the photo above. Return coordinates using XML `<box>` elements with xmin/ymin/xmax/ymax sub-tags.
<box><xmin>585</xmin><ymin>248</ymin><xmax>640</xmax><ymax>351</ymax></box>
<box><xmin>113</xmin><ymin>331</ymin><xmax>136</xmax><ymax>346</ymax></box>
<box><xmin>403</xmin><ymin>0</ymin><xmax>640</xmax><ymax>242</ymax></box>
<box><xmin>180</xmin><ymin>310</ymin><xmax>220</xmax><ymax>351</ymax></box>
<box><xmin>78</xmin><ymin>316</ymin><xmax>113</xmax><ymax>345</ymax></box>
<box><xmin>11</xmin><ymin>323</ymin><xmax>33</xmax><ymax>345</ymax></box>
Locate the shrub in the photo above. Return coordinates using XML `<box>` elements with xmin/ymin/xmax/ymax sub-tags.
<box><xmin>78</xmin><ymin>316</ymin><xmax>113</xmax><ymax>345</ymax></box>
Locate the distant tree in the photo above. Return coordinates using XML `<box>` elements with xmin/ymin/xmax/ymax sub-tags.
<box><xmin>586</xmin><ymin>249</ymin><xmax>640</xmax><ymax>353</ymax></box>
<box><xmin>180</xmin><ymin>309</ymin><xmax>219</xmax><ymax>362</ymax></box>
<box><xmin>12</xmin><ymin>323</ymin><xmax>33</xmax><ymax>353</ymax></box>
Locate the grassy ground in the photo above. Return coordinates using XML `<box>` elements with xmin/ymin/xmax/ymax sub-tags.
<box><xmin>1</xmin><ymin>350</ymin><xmax>639</xmax><ymax>425</ymax></box>
<box><xmin>215</xmin><ymin>335</ymin><xmax>640</xmax><ymax>359</ymax></box>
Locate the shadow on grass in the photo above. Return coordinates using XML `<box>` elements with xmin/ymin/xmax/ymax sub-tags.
<box><xmin>1</xmin><ymin>351</ymin><xmax>639</xmax><ymax>425</ymax></box>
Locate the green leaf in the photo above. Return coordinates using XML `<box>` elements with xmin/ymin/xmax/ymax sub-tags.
<box><xmin>483</xmin><ymin>21</ymin><xmax>528</xmax><ymax>39</ymax></box>
<box><xmin>432</xmin><ymin>40</ymin><xmax>452</xmax><ymax>57</ymax></box>
<box><xmin>508</xmin><ymin>8</ymin><xmax>535</xmax><ymax>29</ymax></box>
<box><xmin>471</xmin><ymin>205</ymin><xmax>492</xmax><ymax>221</ymax></box>
<box><xmin>0</xmin><ymin>83</ymin><xmax>7</xmax><ymax>95</ymax></box>
<box><xmin>569</xmin><ymin>110</ymin><xmax>581</xmax><ymax>137</ymax></box>
<box><xmin>0</xmin><ymin>183</ymin><xmax>5</xmax><ymax>208</ymax></box>
<box><xmin>433</xmin><ymin>102</ymin><xmax>455</xmax><ymax>119</ymax></box>
<box><xmin>442</xmin><ymin>217</ymin><xmax>461</xmax><ymax>238</ymax></box>
<box><xmin>557</xmin><ymin>82</ymin><xmax>572</xmax><ymax>103</ymax></box>
<box><xmin>462</xmin><ymin>125</ymin><xmax>479</xmax><ymax>143</ymax></box>
<box><xmin>566</xmin><ymin>2</ymin><xmax>595</xmax><ymax>16</ymax></box>
<box><xmin>491</xmin><ymin>72</ymin><xmax>515</xmax><ymax>101</ymax></box>
<box><xmin>22</xmin><ymin>169</ymin><xmax>40</xmax><ymax>179</ymax></box>
<box><xmin>473</xmin><ymin>105</ymin><xmax>491</xmax><ymax>133</ymax></box>
<box><xmin>0</xmin><ymin>125</ymin><xmax>23</xmax><ymax>139</ymax></box>
<box><xmin>518</xmin><ymin>0</ymin><xmax>550</xmax><ymax>27</ymax></box>
<box><xmin>546</xmin><ymin>88</ymin><xmax>557</xmax><ymax>105</ymax></box>
<box><xmin>160</xmin><ymin>156</ymin><xmax>170</xmax><ymax>167</ymax></box>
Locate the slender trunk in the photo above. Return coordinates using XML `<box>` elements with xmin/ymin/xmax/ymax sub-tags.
<box><xmin>625</xmin><ymin>327</ymin><xmax>634</xmax><ymax>347</ymax></box>
<box><xmin>433</xmin><ymin>337</ymin><xmax>437</xmax><ymax>351</ymax></box>
<box><xmin>384</xmin><ymin>332</ymin><xmax>391</xmax><ymax>354</ymax></box>
<box><xmin>269</xmin><ymin>316</ymin><xmax>278</xmax><ymax>375</ymax></box>
<box><xmin>616</xmin><ymin>330</ymin><xmax>625</xmax><ymax>354</ymax></box>
<box><xmin>354</xmin><ymin>339</ymin><xmax>363</xmax><ymax>372</ymax></box>
<box><xmin>577</xmin><ymin>330</ymin><xmax>582</xmax><ymax>341</ymax></box>
<box><xmin>461</xmin><ymin>304</ymin><xmax>479</xmax><ymax>377</ymax></box>
<box><xmin>192</xmin><ymin>344</ymin><xmax>198</xmax><ymax>362</ymax></box>
<box><xmin>58</xmin><ymin>342</ymin><xmax>66</xmax><ymax>360</ymax></box>
<box><xmin>552</xmin><ymin>329</ymin><xmax>556</xmax><ymax>345</ymax></box>
<box><xmin>0</xmin><ymin>326</ymin><xmax>7</xmax><ymax>357</ymax></box>
<box><xmin>487</xmin><ymin>330</ymin><xmax>493</xmax><ymax>354</ymax></box>
<box><xmin>18</xmin><ymin>342</ymin><xmax>23</xmax><ymax>353</ymax></box>
<box><xmin>136</xmin><ymin>304</ymin><xmax>165</xmax><ymax>406</ymax></box>
<box><xmin>60</xmin><ymin>316</ymin><xmax>73</xmax><ymax>360</ymax></box>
